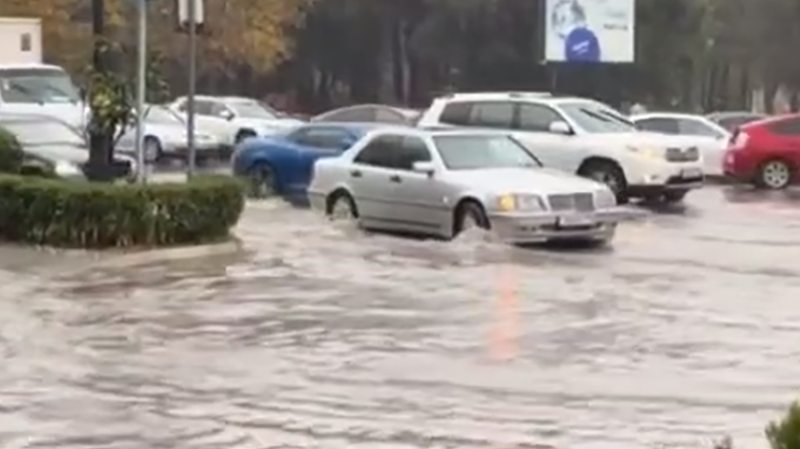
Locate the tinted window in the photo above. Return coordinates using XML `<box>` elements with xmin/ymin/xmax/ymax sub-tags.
<box><xmin>518</xmin><ymin>104</ymin><xmax>563</xmax><ymax>132</ymax></box>
<box><xmin>769</xmin><ymin>119</ymin><xmax>800</xmax><ymax>135</ymax></box>
<box><xmin>677</xmin><ymin>119</ymin><xmax>724</xmax><ymax>138</ymax></box>
<box><xmin>439</xmin><ymin>102</ymin><xmax>471</xmax><ymax>125</ymax></box>
<box><xmin>636</xmin><ymin>118</ymin><xmax>680</xmax><ymax>134</ymax></box>
<box><xmin>395</xmin><ymin>136</ymin><xmax>431</xmax><ymax>170</ymax></box>
<box><xmin>291</xmin><ymin>127</ymin><xmax>351</xmax><ymax>149</ymax></box>
<box><xmin>559</xmin><ymin>101</ymin><xmax>635</xmax><ymax>133</ymax></box>
<box><xmin>354</xmin><ymin>135</ymin><xmax>400</xmax><ymax>167</ymax></box>
<box><xmin>468</xmin><ymin>102</ymin><xmax>514</xmax><ymax>128</ymax></box>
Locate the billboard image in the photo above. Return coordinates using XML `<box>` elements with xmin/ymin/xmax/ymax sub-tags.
<box><xmin>544</xmin><ymin>0</ymin><xmax>635</xmax><ymax>63</ymax></box>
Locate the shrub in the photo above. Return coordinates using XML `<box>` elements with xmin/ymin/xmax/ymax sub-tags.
<box><xmin>767</xmin><ymin>400</ymin><xmax>800</xmax><ymax>449</ymax></box>
<box><xmin>0</xmin><ymin>175</ymin><xmax>245</xmax><ymax>248</ymax></box>
<box><xmin>0</xmin><ymin>128</ymin><xmax>23</xmax><ymax>174</ymax></box>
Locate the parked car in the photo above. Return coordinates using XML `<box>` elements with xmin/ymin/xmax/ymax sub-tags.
<box><xmin>115</xmin><ymin>104</ymin><xmax>220</xmax><ymax>163</ymax></box>
<box><xmin>417</xmin><ymin>92</ymin><xmax>705</xmax><ymax>203</ymax></box>
<box><xmin>307</xmin><ymin>128</ymin><xmax>637</xmax><ymax>245</ymax></box>
<box><xmin>0</xmin><ymin>113</ymin><xmax>136</xmax><ymax>180</ymax></box>
<box><xmin>169</xmin><ymin>95</ymin><xmax>304</xmax><ymax>147</ymax></box>
<box><xmin>723</xmin><ymin>114</ymin><xmax>800</xmax><ymax>189</ymax></box>
<box><xmin>311</xmin><ymin>104</ymin><xmax>421</xmax><ymax>125</ymax></box>
<box><xmin>630</xmin><ymin>112</ymin><xmax>729</xmax><ymax>176</ymax></box>
<box><xmin>232</xmin><ymin>122</ymin><xmax>378</xmax><ymax>198</ymax></box>
<box><xmin>707</xmin><ymin>111</ymin><xmax>766</xmax><ymax>132</ymax></box>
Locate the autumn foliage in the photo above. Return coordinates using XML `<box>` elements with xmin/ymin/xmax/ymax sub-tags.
<box><xmin>0</xmin><ymin>0</ymin><xmax>313</xmax><ymax>79</ymax></box>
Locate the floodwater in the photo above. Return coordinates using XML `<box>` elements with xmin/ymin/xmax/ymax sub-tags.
<box><xmin>2</xmin><ymin>185</ymin><xmax>800</xmax><ymax>449</ymax></box>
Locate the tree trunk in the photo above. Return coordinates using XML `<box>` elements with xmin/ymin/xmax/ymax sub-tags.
<box><xmin>87</xmin><ymin>0</ymin><xmax>114</xmax><ymax>180</ymax></box>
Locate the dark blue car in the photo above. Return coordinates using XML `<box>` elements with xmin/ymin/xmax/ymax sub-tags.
<box><xmin>232</xmin><ymin>122</ymin><xmax>380</xmax><ymax>198</ymax></box>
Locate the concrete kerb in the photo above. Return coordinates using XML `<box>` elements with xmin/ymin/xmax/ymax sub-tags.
<box><xmin>95</xmin><ymin>237</ymin><xmax>245</xmax><ymax>270</ymax></box>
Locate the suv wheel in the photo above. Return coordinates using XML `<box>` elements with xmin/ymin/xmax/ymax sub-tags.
<box><xmin>579</xmin><ymin>160</ymin><xmax>628</xmax><ymax>203</ymax></box>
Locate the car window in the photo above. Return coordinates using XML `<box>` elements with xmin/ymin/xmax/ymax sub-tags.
<box><xmin>209</xmin><ymin>102</ymin><xmax>231</xmax><ymax>118</ymax></box>
<box><xmin>636</xmin><ymin>117</ymin><xmax>680</xmax><ymax>134</ymax></box>
<box><xmin>439</xmin><ymin>102</ymin><xmax>472</xmax><ymax>125</ymax></box>
<box><xmin>433</xmin><ymin>134</ymin><xmax>541</xmax><ymax>170</ymax></box>
<box><xmin>291</xmin><ymin>127</ymin><xmax>352</xmax><ymax>149</ymax></box>
<box><xmin>353</xmin><ymin>135</ymin><xmax>400</xmax><ymax>167</ymax></box>
<box><xmin>193</xmin><ymin>100</ymin><xmax>214</xmax><ymax>116</ymax></box>
<box><xmin>321</xmin><ymin>107</ymin><xmax>374</xmax><ymax>122</ymax></box>
<box><xmin>468</xmin><ymin>102</ymin><xmax>514</xmax><ymax>128</ymax></box>
<box><xmin>517</xmin><ymin>104</ymin><xmax>563</xmax><ymax>132</ymax></box>
<box><xmin>769</xmin><ymin>118</ymin><xmax>800</xmax><ymax>136</ymax></box>
<box><xmin>394</xmin><ymin>136</ymin><xmax>432</xmax><ymax>170</ymax></box>
<box><xmin>677</xmin><ymin>118</ymin><xmax>724</xmax><ymax>138</ymax></box>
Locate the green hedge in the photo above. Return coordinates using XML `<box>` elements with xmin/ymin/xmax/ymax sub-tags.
<box><xmin>0</xmin><ymin>128</ymin><xmax>23</xmax><ymax>174</ymax></box>
<box><xmin>0</xmin><ymin>175</ymin><xmax>245</xmax><ymax>248</ymax></box>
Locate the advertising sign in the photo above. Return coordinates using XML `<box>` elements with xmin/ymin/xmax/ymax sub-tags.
<box><xmin>544</xmin><ymin>0</ymin><xmax>635</xmax><ymax>63</ymax></box>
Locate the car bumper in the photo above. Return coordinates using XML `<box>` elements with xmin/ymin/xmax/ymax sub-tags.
<box><xmin>488</xmin><ymin>207</ymin><xmax>641</xmax><ymax>243</ymax></box>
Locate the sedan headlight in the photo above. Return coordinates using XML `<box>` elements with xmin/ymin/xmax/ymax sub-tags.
<box><xmin>626</xmin><ymin>145</ymin><xmax>662</xmax><ymax>159</ymax></box>
<box><xmin>496</xmin><ymin>193</ymin><xmax>546</xmax><ymax>212</ymax></box>
<box><xmin>594</xmin><ymin>188</ymin><xmax>617</xmax><ymax>208</ymax></box>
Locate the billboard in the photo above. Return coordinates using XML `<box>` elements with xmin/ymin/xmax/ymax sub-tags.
<box><xmin>544</xmin><ymin>0</ymin><xmax>635</xmax><ymax>63</ymax></box>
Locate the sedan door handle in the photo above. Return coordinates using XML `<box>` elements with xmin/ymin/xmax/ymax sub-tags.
<box><xmin>350</xmin><ymin>169</ymin><xmax>362</xmax><ymax>178</ymax></box>
<box><xmin>389</xmin><ymin>174</ymin><xmax>402</xmax><ymax>183</ymax></box>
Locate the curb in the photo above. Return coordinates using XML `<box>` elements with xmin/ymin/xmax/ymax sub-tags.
<box><xmin>87</xmin><ymin>237</ymin><xmax>245</xmax><ymax>271</ymax></box>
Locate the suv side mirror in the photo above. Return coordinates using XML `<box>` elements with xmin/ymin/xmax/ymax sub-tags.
<box><xmin>219</xmin><ymin>109</ymin><xmax>234</xmax><ymax>121</ymax></box>
<box><xmin>548</xmin><ymin>121</ymin><xmax>573</xmax><ymax>135</ymax></box>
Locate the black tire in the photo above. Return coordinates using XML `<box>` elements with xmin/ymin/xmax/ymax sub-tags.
<box><xmin>663</xmin><ymin>189</ymin><xmax>689</xmax><ymax>203</ymax></box>
<box><xmin>453</xmin><ymin>200</ymin><xmax>490</xmax><ymax>237</ymax></box>
<box><xmin>246</xmin><ymin>163</ymin><xmax>277</xmax><ymax>198</ymax></box>
<box><xmin>754</xmin><ymin>158</ymin><xmax>793</xmax><ymax>190</ymax></box>
<box><xmin>143</xmin><ymin>136</ymin><xmax>162</xmax><ymax>163</ymax></box>
<box><xmin>235</xmin><ymin>129</ymin><xmax>257</xmax><ymax>144</ymax></box>
<box><xmin>327</xmin><ymin>191</ymin><xmax>359</xmax><ymax>221</ymax></box>
<box><xmin>578</xmin><ymin>160</ymin><xmax>628</xmax><ymax>203</ymax></box>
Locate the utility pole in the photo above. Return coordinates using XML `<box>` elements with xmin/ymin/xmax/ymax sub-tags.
<box><xmin>177</xmin><ymin>0</ymin><xmax>204</xmax><ymax>179</ymax></box>
<box><xmin>134</xmin><ymin>0</ymin><xmax>148</xmax><ymax>183</ymax></box>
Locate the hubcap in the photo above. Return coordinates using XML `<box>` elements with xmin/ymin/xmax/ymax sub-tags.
<box><xmin>589</xmin><ymin>170</ymin><xmax>620</xmax><ymax>193</ymax></box>
<box><xmin>330</xmin><ymin>197</ymin><xmax>355</xmax><ymax>221</ymax></box>
<box><xmin>763</xmin><ymin>161</ymin><xmax>790</xmax><ymax>188</ymax></box>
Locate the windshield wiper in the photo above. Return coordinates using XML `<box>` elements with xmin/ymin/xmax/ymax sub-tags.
<box><xmin>6</xmin><ymin>82</ymin><xmax>43</xmax><ymax>104</ymax></box>
<box><xmin>579</xmin><ymin>107</ymin><xmax>615</xmax><ymax>123</ymax></box>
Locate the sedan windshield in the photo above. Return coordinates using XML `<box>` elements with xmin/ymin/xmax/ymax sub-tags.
<box><xmin>230</xmin><ymin>101</ymin><xmax>278</xmax><ymax>120</ymax></box>
<box><xmin>0</xmin><ymin>119</ymin><xmax>85</xmax><ymax>146</ymax></box>
<box><xmin>559</xmin><ymin>101</ymin><xmax>636</xmax><ymax>133</ymax></box>
<box><xmin>433</xmin><ymin>135</ymin><xmax>541</xmax><ymax>170</ymax></box>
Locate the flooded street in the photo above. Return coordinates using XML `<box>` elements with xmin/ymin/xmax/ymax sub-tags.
<box><xmin>2</xmin><ymin>185</ymin><xmax>800</xmax><ymax>449</ymax></box>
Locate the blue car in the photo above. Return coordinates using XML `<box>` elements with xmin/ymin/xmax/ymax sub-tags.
<box><xmin>232</xmin><ymin>122</ymin><xmax>381</xmax><ymax>198</ymax></box>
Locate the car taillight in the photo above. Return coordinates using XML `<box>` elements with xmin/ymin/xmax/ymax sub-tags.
<box><xmin>730</xmin><ymin>130</ymin><xmax>749</xmax><ymax>149</ymax></box>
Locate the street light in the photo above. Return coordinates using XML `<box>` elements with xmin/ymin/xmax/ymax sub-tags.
<box><xmin>134</xmin><ymin>0</ymin><xmax>147</xmax><ymax>183</ymax></box>
<box><xmin>176</xmin><ymin>0</ymin><xmax>205</xmax><ymax>179</ymax></box>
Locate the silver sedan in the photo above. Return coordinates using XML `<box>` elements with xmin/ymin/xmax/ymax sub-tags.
<box><xmin>307</xmin><ymin>128</ymin><xmax>638</xmax><ymax>244</ymax></box>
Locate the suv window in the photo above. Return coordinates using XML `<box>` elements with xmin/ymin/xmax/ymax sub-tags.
<box><xmin>468</xmin><ymin>102</ymin><xmax>514</xmax><ymax>128</ymax></box>
<box><xmin>354</xmin><ymin>135</ymin><xmax>400</xmax><ymax>167</ymax></box>
<box><xmin>636</xmin><ymin>117</ymin><xmax>679</xmax><ymax>134</ymax></box>
<box><xmin>769</xmin><ymin>118</ymin><xmax>800</xmax><ymax>136</ymax></box>
<box><xmin>209</xmin><ymin>102</ymin><xmax>230</xmax><ymax>117</ymax></box>
<box><xmin>518</xmin><ymin>104</ymin><xmax>563</xmax><ymax>131</ymax></box>
<box><xmin>677</xmin><ymin>118</ymin><xmax>723</xmax><ymax>138</ymax></box>
<box><xmin>439</xmin><ymin>102</ymin><xmax>471</xmax><ymax>126</ymax></box>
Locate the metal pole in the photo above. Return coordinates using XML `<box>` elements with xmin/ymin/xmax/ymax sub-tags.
<box><xmin>186</xmin><ymin>0</ymin><xmax>197</xmax><ymax>179</ymax></box>
<box><xmin>135</xmin><ymin>0</ymin><xmax>147</xmax><ymax>183</ymax></box>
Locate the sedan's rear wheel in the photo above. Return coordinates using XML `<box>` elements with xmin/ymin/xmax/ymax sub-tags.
<box><xmin>328</xmin><ymin>192</ymin><xmax>358</xmax><ymax>222</ymax></box>
<box><xmin>755</xmin><ymin>159</ymin><xmax>793</xmax><ymax>190</ymax></box>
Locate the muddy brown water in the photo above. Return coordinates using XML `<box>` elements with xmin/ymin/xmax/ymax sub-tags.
<box><xmin>1</xmin><ymin>185</ymin><xmax>800</xmax><ymax>449</ymax></box>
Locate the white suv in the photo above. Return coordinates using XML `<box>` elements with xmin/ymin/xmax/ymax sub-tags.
<box><xmin>417</xmin><ymin>92</ymin><xmax>705</xmax><ymax>203</ymax></box>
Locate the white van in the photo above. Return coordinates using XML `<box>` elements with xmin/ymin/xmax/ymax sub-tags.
<box><xmin>0</xmin><ymin>63</ymin><xmax>86</xmax><ymax>130</ymax></box>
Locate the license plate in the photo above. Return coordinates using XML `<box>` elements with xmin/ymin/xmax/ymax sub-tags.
<box><xmin>681</xmin><ymin>168</ymin><xmax>702</xmax><ymax>178</ymax></box>
<box><xmin>558</xmin><ymin>214</ymin><xmax>595</xmax><ymax>227</ymax></box>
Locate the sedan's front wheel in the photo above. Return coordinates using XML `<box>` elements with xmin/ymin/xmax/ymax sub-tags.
<box><xmin>453</xmin><ymin>200</ymin><xmax>490</xmax><ymax>237</ymax></box>
<box><xmin>328</xmin><ymin>191</ymin><xmax>359</xmax><ymax>222</ymax></box>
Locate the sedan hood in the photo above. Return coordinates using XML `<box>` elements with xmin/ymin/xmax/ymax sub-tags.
<box><xmin>445</xmin><ymin>167</ymin><xmax>604</xmax><ymax>195</ymax></box>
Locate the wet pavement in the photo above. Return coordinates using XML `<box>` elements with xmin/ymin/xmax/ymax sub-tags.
<box><xmin>2</xmin><ymin>185</ymin><xmax>800</xmax><ymax>449</ymax></box>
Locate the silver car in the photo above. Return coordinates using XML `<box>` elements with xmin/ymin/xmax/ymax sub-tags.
<box><xmin>0</xmin><ymin>113</ymin><xmax>137</xmax><ymax>180</ymax></box>
<box><xmin>307</xmin><ymin>128</ymin><xmax>637</xmax><ymax>244</ymax></box>
<box><xmin>115</xmin><ymin>104</ymin><xmax>220</xmax><ymax>162</ymax></box>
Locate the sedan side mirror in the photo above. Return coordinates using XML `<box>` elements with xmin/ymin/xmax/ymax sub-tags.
<box><xmin>412</xmin><ymin>160</ymin><xmax>436</xmax><ymax>176</ymax></box>
<box><xmin>219</xmin><ymin>109</ymin><xmax>234</xmax><ymax>121</ymax></box>
<box><xmin>548</xmin><ymin>121</ymin><xmax>573</xmax><ymax>135</ymax></box>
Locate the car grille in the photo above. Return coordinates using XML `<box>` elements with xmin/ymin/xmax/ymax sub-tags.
<box><xmin>547</xmin><ymin>193</ymin><xmax>595</xmax><ymax>212</ymax></box>
<box><xmin>666</xmin><ymin>146</ymin><xmax>700</xmax><ymax>162</ymax></box>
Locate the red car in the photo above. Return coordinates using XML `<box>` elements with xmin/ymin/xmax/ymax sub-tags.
<box><xmin>723</xmin><ymin>114</ymin><xmax>800</xmax><ymax>189</ymax></box>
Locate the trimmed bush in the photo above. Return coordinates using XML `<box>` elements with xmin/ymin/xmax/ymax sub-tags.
<box><xmin>0</xmin><ymin>128</ymin><xmax>23</xmax><ymax>174</ymax></box>
<box><xmin>0</xmin><ymin>175</ymin><xmax>245</xmax><ymax>248</ymax></box>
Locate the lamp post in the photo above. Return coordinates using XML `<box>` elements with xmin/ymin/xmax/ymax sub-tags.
<box><xmin>176</xmin><ymin>0</ymin><xmax>204</xmax><ymax>179</ymax></box>
<box><xmin>134</xmin><ymin>0</ymin><xmax>147</xmax><ymax>183</ymax></box>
